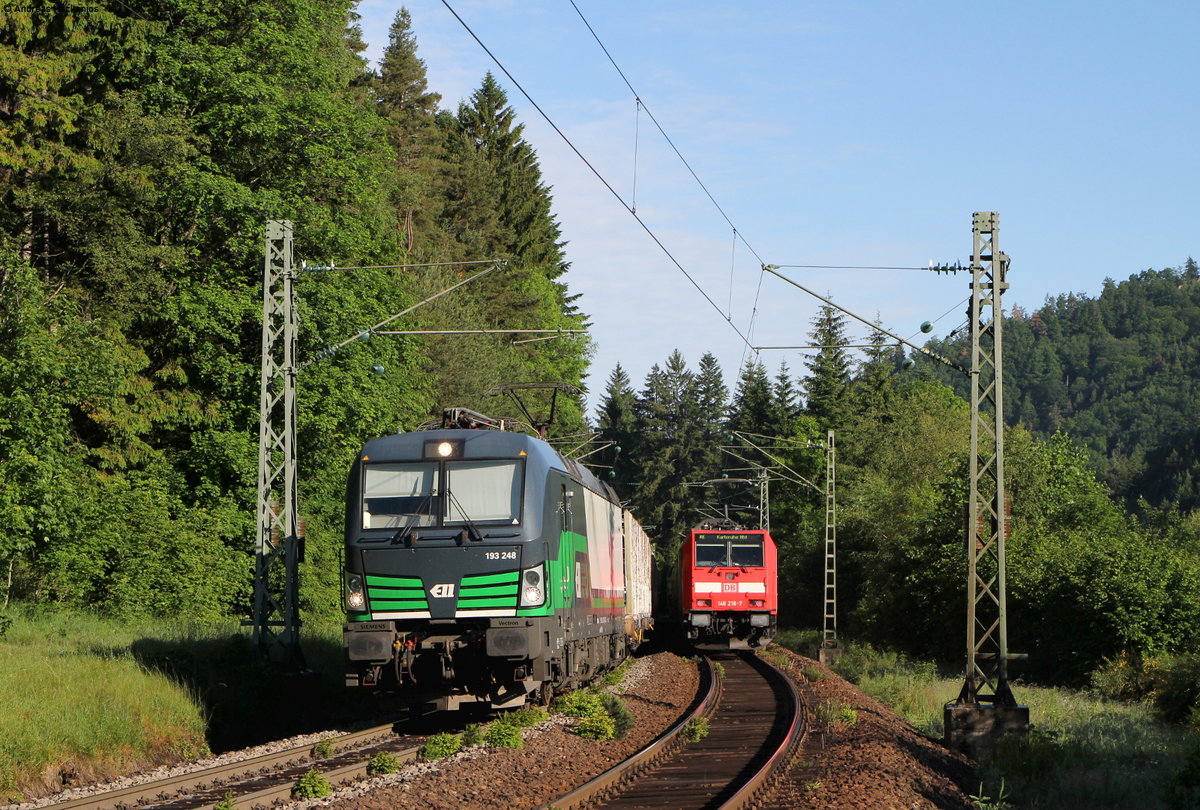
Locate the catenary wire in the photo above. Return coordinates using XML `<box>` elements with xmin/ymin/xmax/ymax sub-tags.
<box><xmin>440</xmin><ymin>0</ymin><xmax>755</xmax><ymax>351</ymax></box>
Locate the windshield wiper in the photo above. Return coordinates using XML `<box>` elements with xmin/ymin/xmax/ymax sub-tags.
<box><xmin>444</xmin><ymin>489</ymin><xmax>484</xmax><ymax>543</ymax></box>
<box><xmin>389</xmin><ymin>491</ymin><xmax>435</xmax><ymax>545</ymax></box>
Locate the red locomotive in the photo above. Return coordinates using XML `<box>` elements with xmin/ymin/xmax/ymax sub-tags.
<box><xmin>680</xmin><ymin>521</ymin><xmax>778</xmax><ymax>648</ymax></box>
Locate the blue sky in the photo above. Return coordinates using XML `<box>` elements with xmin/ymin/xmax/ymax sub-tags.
<box><xmin>354</xmin><ymin>0</ymin><xmax>1198</xmax><ymax>410</ymax></box>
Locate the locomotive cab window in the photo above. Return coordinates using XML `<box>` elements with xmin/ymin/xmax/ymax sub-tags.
<box><xmin>362</xmin><ymin>458</ymin><xmax>524</xmax><ymax>530</ymax></box>
<box><xmin>695</xmin><ymin>540</ymin><xmax>728</xmax><ymax>567</ymax></box>
<box><xmin>363</xmin><ymin>463</ymin><xmax>439</xmax><ymax>529</ymax></box>
<box><xmin>444</xmin><ymin>460</ymin><xmax>523</xmax><ymax>524</ymax></box>
<box><xmin>730</xmin><ymin>538</ymin><xmax>764</xmax><ymax>567</ymax></box>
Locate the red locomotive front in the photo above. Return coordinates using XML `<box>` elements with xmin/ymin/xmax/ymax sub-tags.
<box><xmin>680</xmin><ymin>525</ymin><xmax>778</xmax><ymax>649</ymax></box>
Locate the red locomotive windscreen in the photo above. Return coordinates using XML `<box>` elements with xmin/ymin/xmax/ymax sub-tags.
<box><xmin>681</xmin><ymin>529</ymin><xmax>778</xmax><ymax>615</ymax></box>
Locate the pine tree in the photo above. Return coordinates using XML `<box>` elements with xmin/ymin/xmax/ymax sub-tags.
<box><xmin>595</xmin><ymin>364</ymin><xmax>639</xmax><ymax>498</ymax></box>
<box><xmin>373</xmin><ymin>7</ymin><xmax>445</xmax><ymax>254</ymax></box>
<box><xmin>850</xmin><ymin>321</ymin><xmax>899</xmax><ymax>417</ymax></box>
<box><xmin>802</xmin><ymin>304</ymin><xmax>852</xmax><ymax>429</ymax></box>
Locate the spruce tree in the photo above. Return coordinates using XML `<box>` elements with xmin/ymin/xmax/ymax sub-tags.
<box><xmin>802</xmin><ymin>304</ymin><xmax>852</xmax><ymax>429</ymax></box>
<box><xmin>596</xmin><ymin>364</ymin><xmax>639</xmax><ymax>499</ymax></box>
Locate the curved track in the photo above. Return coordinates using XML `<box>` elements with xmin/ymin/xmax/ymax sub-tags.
<box><xmin>547</xmin><ymin>651</ymin><xmax>805</xmax><ymax>810</ymax></box>
<box><xmin>41</xmin><ymin>721</ymin><xmax>422</xmax><ymax>810</ymax></box>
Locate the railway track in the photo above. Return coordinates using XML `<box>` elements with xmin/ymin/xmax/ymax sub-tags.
<box><xmin>40</xmin><ymin>721</ymin><xmax>425</xmax><ymax>810</ymax></box>
<box><xmin>544</xmin><ymin>651</ymin><xmax>805</xmax><ymax>810</ymax></box>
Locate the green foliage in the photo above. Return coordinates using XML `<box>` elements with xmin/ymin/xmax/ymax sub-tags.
<box><xmin>926</xmin><ymin>261</ymin><xmax>1200</xmax><ymax>510</ymax></box>
<box><xmin>1165</xmin><ymin>741</ymin><xmax>1200</xmax><ymax>810</ymax></box>
<box><xmin>507</xmin><ymin>706</ymin><xmax>549</xmax><ymax>728</ymax></box>
<box><xmin>681</xmin><ymin>717</ymin><xmax>709</xmax><ymax>742</ymax></box>
<box><xmin>712</xmin><ymin>661</ymin><xmax>726</xmax><ymax>680</ymax></box>
<box><xmin>0</xmin><ymin>0</ymin><xmax>593</xmax><ymax>631</ymax></box>
<box><xmin>213</xmin><ymin>791</ymin><xmax>237</xmax><ymax>810</ymax></box>
<box><xmin>0</xmin><ymin>608</ymin><xmax>211</xmax><ymax>797</ymax></box>
<box><xmin>367</xmin><ymin>750</ymin><xmax>402</xmax><ymax>775</ymax></box>
<box><xmin>553</xmin><ymin>689</ymin><xmax>629</xmax><ymax>741</ymax></box>
<box><xmin>484</xmin><ymin>721</ymin><xmax>524</xmax><ymax>749</ymax></box>
<box><xmin>461</xmin><ymin>724</ymin><xmax>483</xmax><ymax>746</ymax></box>
<box><xmin>775</xmin><ymin>628</ymin><xmax>821</xmax><ymax>658</ymax></box>
<box><xmin>293</xmin><ymin>769</ymin><xmax>332</xmax><ymax>799</ymax></box>
<box><xmin>602</xmin><ymin>660</ymin><xmax>631</xmax><ymax>686</ymax></box>
<box><xmin>969</xmin><ymin>779</ymin><xmax>1012</xmax><ymax>810</ymax></box>
<box><xmin>313</xmin><ymin>738</ymin><xmax>334</xmax><ymax>759</ymax></box>
<box><xmin>814</xmin><ymin>701</ymin><xmax>858</xmax><ymax>727</ymax></box>
<box><xmin>574</xmin><ymin>712</ymin><xmax>616</xmax><ymax>741</ymax></box>
<box><xmin>1154</xmin><ymin>655</ymin><xmax>1200</xmax><ymax>725</ymax></box>
<box><xmin>420</xmin><ymin>732</ymin><xmax>463</xmax><ymax>760</ymax></box>
<box><xmin>802</xmin><ymin>666</ymin><xmax>828</xmax><ymax>682</ymax></box>
<box><xmin>554</xmin><ymin>690</ymin><xmax>606</xmax><ymax>719</ymax></box>
<box><xmin>597</xmin><ymin>692</ymin><xmax>635</xmax><ymax>740</ymax></box>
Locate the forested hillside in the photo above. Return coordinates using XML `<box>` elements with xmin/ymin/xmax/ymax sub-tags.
<box><xmin>0</xmin><ymin>4</ymin><xmax>586</xmax><ymax>619</ymax></box>
<box><xmin>923</xmin><ymin>260</ymin><xmax>1200</xmax><ymax>510</ymax></box>
<box><xmin>596</xmin><ymin>304</ymin><xmax>1200</xmax><ymax>685</ymax></box>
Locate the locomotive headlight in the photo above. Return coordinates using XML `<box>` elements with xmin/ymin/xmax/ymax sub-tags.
<box><xmin>519</xmin><ymin>563</ymin><xmax>545</xmax><ymax>607</ymax></box>
<box><xmin>346</xmin><ymin>575</ymin><xmax>366</xmax><ymax>611</ymax></box>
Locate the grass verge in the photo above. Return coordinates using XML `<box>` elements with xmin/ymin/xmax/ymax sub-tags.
<box><xmin>775</xmin><ymin>631</ymin><xmax>1199</xmax><ymax>810</ymax></box>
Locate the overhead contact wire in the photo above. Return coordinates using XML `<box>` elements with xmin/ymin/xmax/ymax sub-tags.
<box><xmin>440</xmin><ymin>0</ymin><xmax>754</xmax><ymax>350</ymax></box>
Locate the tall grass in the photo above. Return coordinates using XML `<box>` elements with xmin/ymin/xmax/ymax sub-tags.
<box><xmin>0</xmin><ymin>607</ymin><xmax>210</xmax><ymax>801</ymax></box>
<box><xmin>774</xmin><ymin>630</ymin><xmax>1200</xmax><ymax>810</ymax></box>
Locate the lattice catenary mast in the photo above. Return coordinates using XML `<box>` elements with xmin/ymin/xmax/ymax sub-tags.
<box><xmin>944</xmin><ymin>211</ymin><xmax>1028</xmax><ymax>755</ymax></box>
<box><xmin>252</xmin><ymin>220</ymin><xmax>303</xmax><ymax>666</ymax></box>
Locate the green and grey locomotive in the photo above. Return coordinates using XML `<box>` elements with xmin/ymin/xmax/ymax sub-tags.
<box><xmin>342</xmin><ymin>418</ymin><xmax>652</xmax><ymax>710</ymax></box>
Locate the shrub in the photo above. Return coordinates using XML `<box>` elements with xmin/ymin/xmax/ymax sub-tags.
<box><xmin>214</xmin><ymin>791</ymin><xmax>237</xmax><ymax>810</ymax></box>
<box><xmin>802</xmin><ymin>666</ymin><xmax>827</xmax><ymax>682</ymax></box>
<box><xmin>486</xmin><ymin>721</ymin><xmax>524</xmax><ymax>749</ymax></box>
<box><xmin>1155</xmin><ymin>655</ymin><xmax>1200</xmax><ymax>724</ymax></box>
<box><xmin>775</xmin><ymin>627</ymin><xmax>821</xmax><ymax>657</ymax></box>
<box><xmin>461</xmin><ymin>723</ymin><xmax>483</xmax><ymax>746</ymax></box>
<box><xmin>420</xmin><ymin>733</ymin><xmax>462</xmax><ymax>760</ymax></box>
<box><xmin>713</xmin><ymin>661</ymin><xmax>726</xmax><ymax>680</ymax></box>
<box><xmin>681</xmin><ymin>717</ymin><xmax>709</xmax><ymax>742</ymax></box>
<box><xmin>508</xmin><ymin>706</ymin><xmax>549</xmax><ymax>727</ymax></box>
<box><xmin>575</xmin><ymin>712</ymin><xmax>616</xmax><ymax>740</ymax></box>
<box><xmin>598</xmin><ymin>692</ymin><xmax>635</xmax><ymax>739</ymax></box>
<box><xmin>367</xmin><ymin>750</ymin><xmax>402</xmax><ymax>775</ymax></box>
<box><xmin>312</xmin><ymin>737</ymin><xmax>334</xmax><ymax>758</ymax></box>
<box><xmin>554</xmin><ymin>690</ymin><xmax>606</xmax><ymax>718</ymax></box>
<box><xmin>293</xmin><ymin>769</ymin><xmax>332</xmax><ymax>799</ymax></box>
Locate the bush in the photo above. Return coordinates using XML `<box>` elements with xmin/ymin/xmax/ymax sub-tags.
<box><xmin>213</xmin><ymin>791</ymin><xmax>237</xmax><ymax>810</ymax></box>
<box><xmin>485</xmin><ymin>721</ymin><xmax>524</xmax><ymax>749</ymax></box>
<box><xmin>508</xmin><ymin>706</ymin><xmax>549</xmax><ymax>727</ymax></box>
<box><xmin>554</xmin><ymin>690</ymin><xmax>606</xmax><ymax>718</ymax></box>
<box><xmin>420</xmin><ymin>733</ymin><xmax>462</xmax><ymax>760</ymax></box>
<box><xmin>1156</xmin><ymin>655</ymin><xmax>1200</xmax><ymax>725</ymax></box>
<box><xmin>312</xmin><ymin>737</ymin><xmax>334</xmax><ymax>758</ymax></box>
<box><xmin>681</xmin><ymin>717</ymin><xmax>709</xmax><ymax>742</ymax></box>
<box><xmin>775</xmin><ymin>627</ymin><xmax>821</xmax><ymax>657</ymax></box>
<box><xmin>574</xmin><ymin>712</ymin><xmax>616</xmax><ymax>740</ymax></box>
<box><xmin>802</xmin><ymin>666</ymin><xmax>827</xmax><ymax>682</ymax></box>
<box><xmin>1090</xmin><ymin>651</ymin><xmax>1169</xmax><ymax>702</ymax></box>
<box><xmin>598</xmin><ymin>692</ymin><xmax>635</xmax><ymax>739</ymax></box>
<box><xmin>367</xmin><ymin>750</ymin><xmax>402</xmax><ymax>775</ymax></box>
<box><xmin>293</xmin><ymin>769</ymin><xmax>332</xmax><ymax>799</ymax></box>
<box><xmin>461</xmin><ymin>723</ymin><xmax>483</xmax><ymax>746</ymax></box>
